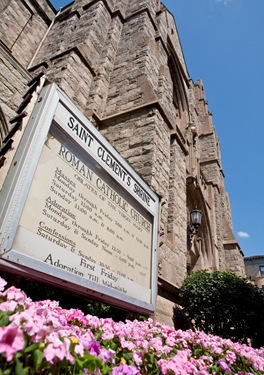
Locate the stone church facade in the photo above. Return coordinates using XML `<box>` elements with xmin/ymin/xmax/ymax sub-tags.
<box><xmin>0</xmin><ymin>0</ymin><xmax>245</xmax><ymax>325</ymax></box>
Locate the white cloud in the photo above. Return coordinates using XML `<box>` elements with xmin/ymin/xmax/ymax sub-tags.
<box><xmin>238</xmin><ymin>231</ymin><xmax>250</xmax><ymax>239</ymax></box>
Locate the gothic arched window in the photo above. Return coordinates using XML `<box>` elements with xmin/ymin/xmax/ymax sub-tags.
<box><xmin>167</xmin><ymin>38</ymin><xmax>189</xmax><ymax>117</ymax></box>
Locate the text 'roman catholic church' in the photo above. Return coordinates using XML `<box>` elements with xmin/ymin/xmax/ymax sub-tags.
<box><xmin>0</xmin><ymin>0</ymin><xmax>245</xmax><ymax>324</ymax></box>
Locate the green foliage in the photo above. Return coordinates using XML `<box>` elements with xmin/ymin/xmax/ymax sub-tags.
<box><xmin>179</xmin><ymin>270</ymin><xmax>264</xmax><ymax>347</ymax></box>
<box><xmin>0</xmin><ymin>310</ymin><xmax>12</xmax><ymax>327</ymax></box>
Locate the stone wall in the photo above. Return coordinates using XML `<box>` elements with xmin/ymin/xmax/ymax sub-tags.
<box><xmin>0</xmin><ymin>42</ymin><xmax>31</xmax><ymax>126</ymax></box>
<box><xmin>0</xmin><ymin>0</ymin><xmax>54</xmax><ymax>68</ymax></box>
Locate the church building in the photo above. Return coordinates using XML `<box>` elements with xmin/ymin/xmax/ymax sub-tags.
<box><xmin>0</xmin><ymin>0</ymin><xmax>245</xmax><ymax>325</ymax></box>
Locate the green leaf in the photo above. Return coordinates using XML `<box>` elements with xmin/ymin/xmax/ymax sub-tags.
<box><xmin>0</xmin><ymin>370</ymin><xmax>11</xmax><ymax>375</ymax></box>
<box><xmin>33</xmin><ymin>349</ymin><xmax>44</xmax><ymax>369</ymax></box>
<box><xmin>0</xmin><ymin>311</ymin><xmax>11</xmax><ymax>327</ymax></box>
<box><xmin>100</xmin><ymin>364</ymin><xmax>112</xmax><ymax>375</ymax></box>
<box><xmin>15</xmin><ymin>357</ymin><xmax>28</xmax><ymax>375</ymax></box>
<box><xmin>24</xmin><ymin>343</ymin><xmax>38</xmax><ymax>353</ymax></box>
<box><xmin>81</xmin><ymin>354</ymin><xmax>103</xmax><ymax>373</ymax></box>
<box><xmin>122</xmin><ymin>352</ymin><xmax>133</xmax><ymax>361</ymax></box>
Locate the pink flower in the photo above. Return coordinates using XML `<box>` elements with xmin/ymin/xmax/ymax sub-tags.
<box><xmin>1</xmin><ymin>277</ymin><xmax>264</xmax><ymax>375</ymax></box>
<box><xmin>0</xmin><ymin>325</ymin><xmax>25</xmax><ymax>361</ymax></box>
<box><xmin>0</xmin><ymin>277</ymin><xmax>7</xmax><ymax>292</ymax></box>
<box><xmin>149</xmin><ymin>336</ymin><xmax>163</xmax><ymax>352</ymax></box>
<box><xmin>88</xmin><ymin>340</ymin><xmax>100</xmax><ymax>356</ymax></box>
<box><xmin>5</xmin><ymin>286</ymin><xmax>26</xmax><ymax>304</ymax></box>
<box><xmin>226</xmin><ymin>350</ymin><xmax>236</xmax><ymax>364</ymax></box>
<box><xmin>218</xmin><ymin>358</ymin><xmax>231</xmax><ymax>373</ymax></box>
<box><xmin>135</xmin><ymin>338</ymin><xmax>149</xmax><ymax>350</ymax></box>
<box><xmin>67</xmin><ymin>309</ymin><xmax>88</xmax><ymax>326</ymax></box>
<box><xmin>59</xmin><ymin>313</ymin><xmax>68</xmax><ymax>326</ymax></box>
<box><xmin>78</xmin><ymin>330</ymin><xmax>95</xmax><ymax>349</ymax></box>
<box><xmin>85</xmin><ymin>314</ymin><xmax>101</xmax><ymax>329</ymax></box>
<box><xmin>10</xmin><ymin>306</ymin><xmax>50</xmax><ymax>341</ymax></box>
<box><xmin>120</xmin><ymin>337</ymin><xmax>136</xmax><ymax>350</ymax></box>
<box><xmin>74</xmin><ymin>341</ymin><xmax>84</xmax><ymax>356</ymax></box>
<box><xmin>165</xmin><ymin>335</ymin><xmax>176</xmax><ymax>346</ymax></box>
<box><xmin>101</xmin><ymin>330</ymin><xmax>115</xmax><ymax>340</ymax></box>
<box><xmin>111</xmin><ymin>363</ymin><xmax>140</xmax><ymax>375</ymax></box>
<box><xmin>44</xmin><ymin>333</ymin><xmax>72</xmax><ymax>364</ymax></box>
<box><xmin>0</xmin><ymin>300</ymin><xmax>18</xmax><ymax>312</ymax></box>
<box><xmin>99</xmin><ymin>348</ymin><xmax>115</xmax><ymax>363</ymax></box>
<box><xmin>132</xmin><ymin>350</ymin><xmax>144</xmax><ymax>366</ymax></box>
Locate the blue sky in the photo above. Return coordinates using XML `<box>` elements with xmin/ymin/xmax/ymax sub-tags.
<box><xmin>50</xmin><ymin>0</ymin><xmax>264</xmax><ymax>257</ymax></box>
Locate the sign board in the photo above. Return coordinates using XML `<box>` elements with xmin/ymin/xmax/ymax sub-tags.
<box><xmin>0</xmin><ymin>84</ymin><xmax>159</xmax><ymax>313</ymax></box>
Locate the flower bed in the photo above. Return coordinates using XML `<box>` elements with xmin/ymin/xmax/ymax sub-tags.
<box><xmin>0</xmin><ymin>277</ymin><xmax>263</xmax><ymax>374</ymax></box>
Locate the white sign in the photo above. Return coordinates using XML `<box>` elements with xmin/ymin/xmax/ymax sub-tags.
<box><xmin>0</xmin><ymin>84</ymin><xmax>159</xmax><ymax>312</ymax></box>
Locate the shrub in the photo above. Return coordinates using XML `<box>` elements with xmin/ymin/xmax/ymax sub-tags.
<box><xmin>179</xmin><ymin>270</ymin><xmax>264</xmax><ymax>347</ymax></box>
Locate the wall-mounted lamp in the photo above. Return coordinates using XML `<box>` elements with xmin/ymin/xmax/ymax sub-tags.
<box><xmin>187</xmin><ymin>209</ymin><xmax>203</xmax><ymax>270</ymax></box>
<box><xmin>188</xmin><ymin>209</ymin><xmax>203</xmax><ymax>239</ymax></box>
<box><xmin>190</xmin><ymin>209</ymin><xmax>203</xmax><ymax>233</ymax></box>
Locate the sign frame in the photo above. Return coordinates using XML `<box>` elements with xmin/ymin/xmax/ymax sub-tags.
<box><xmin>0</xmin><ymin>84</ymin><xmax>159</xmax><ymax>313</ymax></box>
